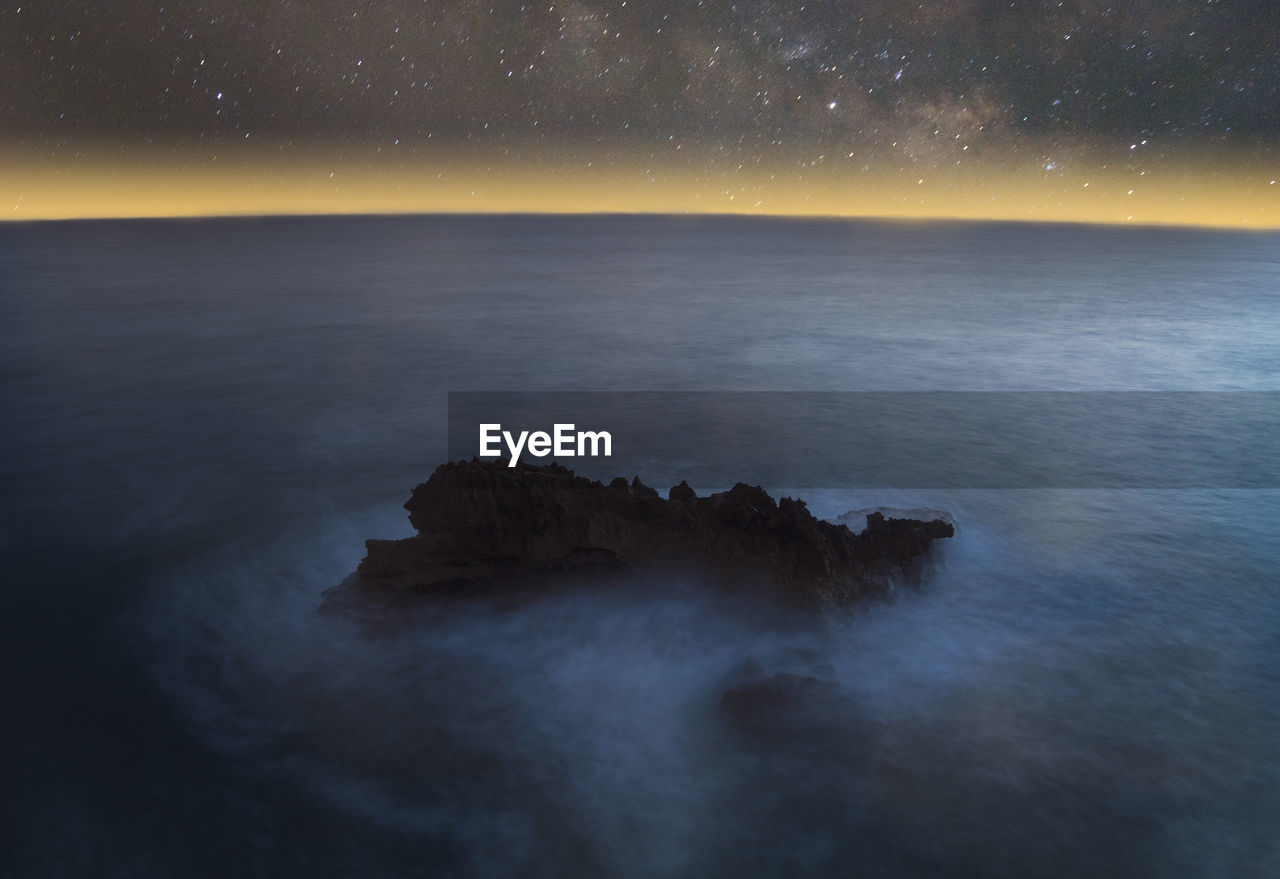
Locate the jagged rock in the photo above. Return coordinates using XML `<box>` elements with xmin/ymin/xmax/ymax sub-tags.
<box><xmin>329</xmin><ymin>458</ymin><xmax>954</xmax><ymax>608</ymax></box>
<box><xmin>838</xmin><ymin>507</ymin><xmax>956</xmax><ymax>530</ymax></box>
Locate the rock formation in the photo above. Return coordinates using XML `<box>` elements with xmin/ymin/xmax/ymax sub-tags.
<box><xmin>329</xmin><ymin>458</ymin><xmax>954</xmax><ymax>608</ymax></box>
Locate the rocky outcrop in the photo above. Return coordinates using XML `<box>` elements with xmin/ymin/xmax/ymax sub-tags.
<box><xmin>330</xmin><ymin>458</ymin><xmax>954</xmax><ymax>608</ymax></box>
<box><xmin>838</xmin><ymin>507</ymin><xmax>956</xmax><ymax>530</ymax></box>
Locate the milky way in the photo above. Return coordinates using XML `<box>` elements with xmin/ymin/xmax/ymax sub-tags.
<box><xmin>3</xmin><ymin>1</ymin><xmax>1277</xmax><ymax>222</ymax></box>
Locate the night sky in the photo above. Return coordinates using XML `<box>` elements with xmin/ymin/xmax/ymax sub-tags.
<box><xmin>4</xmin><ymin>1</ymin><xmax>1278</xmax><ymax>223</ymax></box>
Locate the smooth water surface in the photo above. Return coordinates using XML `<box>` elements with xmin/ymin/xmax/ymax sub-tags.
<box><xmin>3</xmin><ymin>216</ymin><xmax>1279</xmax><ymax>877</ymax></box>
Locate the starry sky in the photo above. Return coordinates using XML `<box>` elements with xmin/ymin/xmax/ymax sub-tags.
<box><xmin>3</xmin><ymin>0</ymin><xmax>1278</xmax><ymax>223</ymax></box>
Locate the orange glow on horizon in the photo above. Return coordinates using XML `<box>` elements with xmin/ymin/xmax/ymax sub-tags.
<box><xmin>4</xmin><ymin>145</ymin><xmax>1278</xmax><ymax>228</ymax></box>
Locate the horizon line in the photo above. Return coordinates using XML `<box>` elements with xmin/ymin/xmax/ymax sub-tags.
<box><xmin>6</xmin><ymin>206</ymin><xmax>1278</xmax><ymax>232</ymax></box>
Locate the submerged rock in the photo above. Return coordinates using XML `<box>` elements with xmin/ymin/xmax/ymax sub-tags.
<box><xmin>721</xmin><ymin>672</ymin><xmax>865</xmax><ymax>745</ymax></box>
<box><xmin>329</xmin><ymin>459</ymin><xmax>954</xmax><ymax>608</ymax></box>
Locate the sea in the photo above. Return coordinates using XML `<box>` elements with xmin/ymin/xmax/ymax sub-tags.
<box><xmin>2</xmin><ymin>215</ymin><xmax>1278</xmax><ymax>878</ymax></box>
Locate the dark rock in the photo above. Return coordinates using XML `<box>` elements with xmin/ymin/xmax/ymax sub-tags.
<box><xmin>329</xmin><ymin>458</ymin><xmax>954</xmax><ymax>608</ymax></box>
<box><xmin>838</xmin><ymin>507</ymin><xmax>957</xmax><ymax>530</ymax></box>
<box><xmin>718</xmin><ymin>671</ymin><xmax>892</xmax><ymax>775</ymax></box>
<box><xmin>668</xmin><ymin>480</ymin><xmax>697</xmax><ymax>503</ymax></box>
<box><xmin>720</xmin><ymin>673</ymin><xmax>861</xmax><ymax>742</ymax></box>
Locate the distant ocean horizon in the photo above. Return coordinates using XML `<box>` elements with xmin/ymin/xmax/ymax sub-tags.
<box><xmin>9</xmin><ymin>208</ymin><xmax>1280</xmax><ymax>230</ymax></box>
<box><xmin>3</xmin><ymin>215</ymin><xmax>1278</xmax><ymax>877</ymax></box>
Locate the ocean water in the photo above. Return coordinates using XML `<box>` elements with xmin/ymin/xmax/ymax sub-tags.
<box><xmin>2</xmin><ymin>215</ymin><xmax>1279</xmax><ymax>877</ymax></box>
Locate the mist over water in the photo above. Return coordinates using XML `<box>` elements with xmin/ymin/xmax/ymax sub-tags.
<box><xmin>3</xmin><ymin>216</ymin><xmax>1280</xmax><ymax>876</ymax></box>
